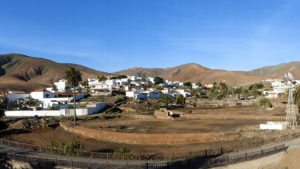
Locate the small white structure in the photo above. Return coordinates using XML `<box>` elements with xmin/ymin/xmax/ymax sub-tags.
<box><xmin>54</xmin><ymin>79</ymin><xmax>68</xmax><ymax>92</ymax></box>
<box><xmin>176</xmin><ymin>89</ymin><xmax>191</xmax><ymax>97</ymax></box>
<box><xmin>5</xmin><ymin>102</ymin><xmax>107</xmax><ymax>117</ymax></box>
<box><xmin>30</xmin><ymin>89</ymin><xmax>57</xmax><ymax>100</ymax></box>
<box><xmin>260</xmin><ymin>121</ymin><xmax>287</xmax><ymax>130</ymax></box>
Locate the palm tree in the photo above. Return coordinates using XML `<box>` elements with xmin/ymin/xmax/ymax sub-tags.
<box><xmin>52</xmin><ymin>83</ymin><xmax>58</xmax><ymax>93</ymax></box>
<box><xmin>65</xmin><ymin>67</ymin><xmax>82</xmax><ymax>125</ymax></box>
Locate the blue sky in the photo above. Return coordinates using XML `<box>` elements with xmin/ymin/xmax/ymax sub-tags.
<box><xmin>0</xmin><ymin>0</ymin><xmax>299</xmax><ymax>72</ymax></box>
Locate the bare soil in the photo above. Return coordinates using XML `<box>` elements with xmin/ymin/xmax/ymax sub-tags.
<box><xmin>2</xmin><ymin>104</ymin><xmax>293</xmax><ymax>156</ymax></box>
<box><xmin>78</xmin><ymin>117</ymin><xmax>265</xmax><ymax>134</ymax></box>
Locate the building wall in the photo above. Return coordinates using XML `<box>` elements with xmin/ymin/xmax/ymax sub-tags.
<box><xmin>7</xmin><ymin>94</ymin><xmax>30</xmax><ymax>102</ymax></box>
<box><xmin>5</xmin><ymin>103</ymin><xmax>106</xmax><ymax>117</ymax></box>
<box><xmin>5</xmin><ymin>110</ymin><xmax>65</xmax><ymax>117</ymax></box>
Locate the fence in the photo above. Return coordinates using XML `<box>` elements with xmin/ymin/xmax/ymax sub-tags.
<box><xmin>206</xmin><ymin>144</ymin><xmax>288</xmax><ymax>168</ymax></box>
<box><xmin>0</xmin><ymin>138</ymin><xmax>222</xmax><ymax>161</ymax></box>
<box><xmin>0</xmin><ymin>138</ymin><xmax>288</xmax><ymax>169</ymax></box>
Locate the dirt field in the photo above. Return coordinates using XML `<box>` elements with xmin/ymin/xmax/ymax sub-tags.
<box><xmin>2</xmin><ymin>102</ymin><xmax>296</xmax><ymax>156</ymax></box>
<box><xmin>79</xmin><ymin>117</ymin><xmax>265</xmax><ymax>134</ymax></box>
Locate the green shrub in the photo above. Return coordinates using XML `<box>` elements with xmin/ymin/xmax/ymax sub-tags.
<box><xmin>151</xmin><ymin>103</ymin><xmax>160</xmax><ymax>110</ymax></box>
<box><xmin>258</xmin><ymin>97</ymin><xmax>272</xmax><ymax>108</ymax></box>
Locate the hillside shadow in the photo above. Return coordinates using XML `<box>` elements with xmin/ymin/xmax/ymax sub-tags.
<box><xmin>0</xmin><ymin>67</ymin><xmax>5</xmax><ymax>76</ymax></box>
<box><xmin>0</xmin><ymin>129</ymin><xmax>31</xmax><ymax>138</ymax></box>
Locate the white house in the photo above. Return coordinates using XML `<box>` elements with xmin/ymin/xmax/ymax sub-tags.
<box><xmin>126</xmin><ymin>91</ymin><xmax>147</xmax><ymax>100</ymax></box>
<box><xmin>30</xmin><ymin>89</ymin><xmax>57</xmax><ymax>100</ymax></box>
<box><xmin>6</xmin><ymin>91</ymin><xmax>30</xmax><ymax>102</ymax></box>
<box><xmin>176</xmin><ymin>89</ymin><xmax>191</xmax><ymax>97</ymax></box>
<box><xmin>162</xmin><ymin>88</ymin><xmax>176</xmax><ymax>95</ymax></box>
<box><xmin>54</xmin><ymin>79</ymin><xmax>68</xmax><ymax>92</ymax></box>
<box><xmin>5</xmin><ymin>102</ymin><xmax>107</xmax><ymax>117</ymax></box>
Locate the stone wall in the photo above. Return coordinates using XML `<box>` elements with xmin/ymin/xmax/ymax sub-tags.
<box><xmin>60</xmin><ymin>121</ymin><xmax>237</xmax><ymax>145</ymax></box>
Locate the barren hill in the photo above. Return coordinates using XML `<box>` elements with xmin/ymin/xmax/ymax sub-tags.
<box><xmin>0</xmin><ymin>53</ymin><xmax>108</xmax><ymax>92</ymax></box>
<box><xmin>116</xmin><ymin>63</ymin><xmax>263</xmax><ymax>86</ymax></box>
<box><xmin>114</xmin><ymin>67</ymin><xmax>164</xmax><ymax>77</ymax></box>
<box><xmin>243</xmin><ymin>61</ymin><xmax>300</xmax><ymax>80</ymax></box>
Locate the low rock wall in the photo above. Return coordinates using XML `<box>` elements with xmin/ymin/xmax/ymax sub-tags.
<box><xmin>60</xmin><ymin>121</ymin><xmax>238</xmax><ymax>145</ymax></box>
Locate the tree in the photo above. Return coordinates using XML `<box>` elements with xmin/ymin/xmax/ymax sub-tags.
<box><xmin>81</xmin><ymin>80</ymin><xmax>89</xmax><ymax>89</ymax></box>
<box><xmin>154</xmin><ymin>77</ymin><xmax>164</xmax><ymax>85</ymax></box>
<box><xmin>127</xmin><ymin>78</ymin><xmax>132</xmax><ymax>85</ymax></box>
<box><xmin>25</xmin><ymin>98</ymin><xmax>38</xmax><ymax>107</ymax></box>
<box><xmin>117</xmin><ymin>75</ymin><xmax>127</xmax><ymax>79</ymax></box>
<box><xmin>234</xmin><ymin>87</ymin><xmax>243</xmax><ymax>100</ymax></box>
<box><xmin>183</xmin><ymin>82</ymin><xmax>192</xmax><ymax>88</ymax></box>
<box><xmin>196</xmin><ymin>81</ymin><xmax>202</xmax><ymax>88</ymax></box>
<box><xmin>208</xmin><ymin>82</ymin><xmax>218</xmax><ymax>98</ymax></box>
<box><xmin>65</xmin><ymin>86</ymin><xmax>71</xmax><ymax>92</ymax></box>
<box><xmin>0</xmin><ymin>97</ymin><xmax>9</xmax><ymax>129</ymax></box>
<box><xmin>218</xmin><ymin>82</ymin><xmax>229</xmax><ymax>99</ymax></box>
<box><xmin>160</xmin><ymin>94</ymin><xmax>173</xmax><ymax>108</ymax></box>
<box><xmin>294</xmin><ymin>86</ymin><xmax>300</xmax><ymax>109</ymax></box>
<box><xmin>65</xmin><ymin>67</ymin><xmax>82</xmax><ymax>125</ymax></box>
<box><xmin>242</xmin><ymin>88</ymin><xmax>249</xmax><ymax>100</ymax></box>
<box><xmin>176</xmin><ymin>94</ymin><xmax>186</xmax><ymax>106</ymax></box>
<box><xmin>52</xmin><ymin>83</ymin><xmax>58</xmax><ymax>93</ymax></box>
<box><xmin>98</xmin><ymin>75</ymin><xmax>107</xmax><ymax>82</ymax></box>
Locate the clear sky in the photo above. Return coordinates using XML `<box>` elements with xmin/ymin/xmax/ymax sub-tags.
<box><xmin>0</xmin><ymin>0</ymin><xmax>299</xmax><ymax>72</ymax></box>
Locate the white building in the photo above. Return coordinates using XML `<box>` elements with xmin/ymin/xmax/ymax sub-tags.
<box><xmin>6</xmin><ymin>91</ymin><xmax>30</xmax><ymax>102</ymax></box>
<box><xmin>54</xmin><ymin>79</ymin><xmax>68</xmax><ymax>92</ymax></box>
<box><xmin>176</xmin><ymin>89</ymin><xmax>191</xmax><ymax>97</ymax></box>
<box><xmin>126</xmin><ymin>89</ymin><xmax>160</xmax><ymax>100</ymax></box>
<box><xmin>30</xmin><ymin>89</ymin><xmax>57</xmax><ymax>100</ymax></box>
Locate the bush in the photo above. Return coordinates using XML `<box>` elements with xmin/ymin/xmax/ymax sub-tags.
<box><xmin>49</xmin><ymin>139</ymin><xmax>84</xmax><ymax>155</ymax></box>
<box><xmin>258</xmin><ymin>97</ymin><xmax>272</xmax><ymax>108</ymax></box>
<box><xmin>114</xmin><ymin>95</ymin><xmax>126</xmax><ymax>103</ymax></box>
<box><xmin>151</xmin><ymin>103</ymin><xmax>160</xmax><ymax>110</ymax></box>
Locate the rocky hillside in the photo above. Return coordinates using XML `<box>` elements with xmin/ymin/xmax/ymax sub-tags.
<box><xmin>116</xmin><ymin>63</ymin><xmax>263</xmax><ymax>86</ymax></box>
<box><xmin>243</xmin><ymin>61</ymin><xmax>300</xmax><ymax>80</ymax></box>
<box><xmin>0</xmin><ymin>53</ymin><xmax>108</xmax><ymax>92</ymax></box>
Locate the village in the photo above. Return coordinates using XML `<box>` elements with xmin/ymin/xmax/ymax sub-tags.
<box><xmin>0</xmin><ymin>70</ymin><xmax>300</xmax><ymax>169</ymax></box>
<box><xmin>0</xmin><ymin>72</ymin><xmax>299</xmax><ymax>118</ymax></box>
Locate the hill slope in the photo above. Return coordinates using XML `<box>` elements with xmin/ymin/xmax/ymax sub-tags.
<box><xmin>116</xmin><ymin>63</ymin><xmax>263</xmax><ymax>85</ymax></box>
<box><xmin>243</xmin><ymin>61</ymin><xmax>300</xmax><ymax>80</ymax></box>
<box><xmin>0</xmin><ymin>53</ymin><xmax>108</xmax><ymax>91</ymax></box>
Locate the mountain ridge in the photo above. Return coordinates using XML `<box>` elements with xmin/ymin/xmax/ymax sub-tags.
<box><xmin>1</xmin><ymin>53</ymin><xmax>299</xmax><ymax>91</ymax></box>
<box><xmin>0</xmin><ymin>53</ymin><xmax>109</xmax><ymax>92</ymax></box>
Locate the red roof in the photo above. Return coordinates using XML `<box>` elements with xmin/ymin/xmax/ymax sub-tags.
<box><xmin>32</xmin><ymin>88</ymin><xmax>47</xmax><ymax>92</ymax></box>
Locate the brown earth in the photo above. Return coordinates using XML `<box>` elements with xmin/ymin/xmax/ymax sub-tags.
<box><xmin>243</xmin><ymin>61</ymin><xmax>300</xmax><ymax>80</ymax></box>
<box><xmin>116</xmin><ymin>63</ymin><xmax>263</xmax><ymax>85</ymax></box>
<box><xmin>0</xmin><ymin>53</ymin><xmax>109</xmax><ymax>92</ymax></box>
